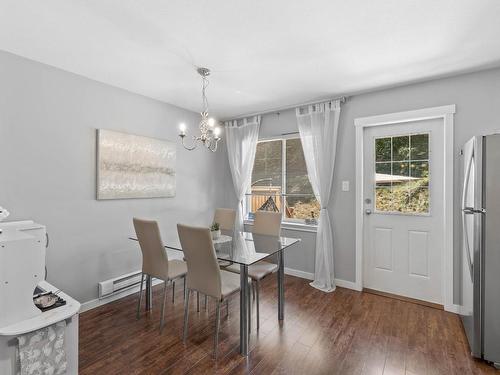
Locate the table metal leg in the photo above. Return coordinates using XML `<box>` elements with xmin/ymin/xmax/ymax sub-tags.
<box><xmin>239</xmin><ymin>264</ymin><xmax>249</xmax><ymax>356</ymax></box>
<box><xmin>278</xmin><ymin>250</ymin><xmax>284</xmax><ymax>321</ymax></box>
<box><xmin>145</xmin><ymin>275</ymin><xmax>153</xmax><ymax>311</ymax></box>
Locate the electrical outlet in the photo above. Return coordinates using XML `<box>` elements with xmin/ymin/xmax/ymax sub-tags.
<box><xmin>342</xmin><ymin>181</ymin><xmax>350</xmax><ymax>192</ymax></box>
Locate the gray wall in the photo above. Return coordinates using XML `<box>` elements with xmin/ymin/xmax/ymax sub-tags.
<box><xmin>0</xmin><ymin>50</ymin><xmax>227</xmax><ymax>303</ymax></box>
<box><xmin>3</xmin><ymin>47</ymin><xmax>500</xmax><ymax>304</ymax></box>
<box><xmin>223</xmin><ymin>67</ymin><xmax>500</xmax><ymax>302</ymax></box>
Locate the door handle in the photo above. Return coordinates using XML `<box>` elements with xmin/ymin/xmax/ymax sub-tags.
<box><xmin>463</xmin><ymin>207</ymin><xmax>486</xmax><ymax>215</ymax></box>
<box><xmin>365</xmin><ymin>209</ymin><xmax>372</xmax><ymax>215</ymax></box>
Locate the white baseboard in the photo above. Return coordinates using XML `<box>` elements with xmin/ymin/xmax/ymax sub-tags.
<box><xmin>284</xmin><ymin>267</ymin><xmax>361</xmax><ymax>292</ymax></box>
<box><xmin>284</xmin><ymin>267</ymin><xmax>314</xmax><ymax>280</ymax></box>
<box><xmin>444</xmin><ymin>303</ymin><xmax>460</xmax><ymax>314</ymax></box>
<box><xmin>335</xmin><ymin>278</ymin><xmax>362</xmax><ymax>291</ymax></box>
<box><xmin>80</xmin><ymin>278</ymin><xmax>164</xmax><ymax>313</ymax></box>
<box><xmin>81</xmin><ymin>269</ymin><xmax>361</xmax><ymax>313</ymax></box>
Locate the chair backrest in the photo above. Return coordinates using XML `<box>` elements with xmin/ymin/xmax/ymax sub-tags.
<box><xmin>133</xmin><ymin>218</ymin><xmax>169</xmax><ymax>280</ymax></box>
<box><xmin>177</xmin><ymin>224</ymin><xmax>222</xmax><ymax>300</ymax></box>
<box><xmin>253</xmin><ymin>210</ymin><xmax>282</xmax><ymax>236</ymax></box>
<box><xmin>214</xmin><ymin>208</ymin><xmax>236</xmax><ymax>234</ymax></box>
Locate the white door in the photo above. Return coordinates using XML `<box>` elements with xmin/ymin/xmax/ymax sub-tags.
<box><xmin>363</xmin><ymin>118</ymin><xmax>444</xmax><ymax>304</ymax></box>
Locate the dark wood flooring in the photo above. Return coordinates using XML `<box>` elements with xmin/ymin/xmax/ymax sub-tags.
<box><xmin>79</xmin><ymin>275</ymin><xmax>498</xmax><ymax>374</ymax></box>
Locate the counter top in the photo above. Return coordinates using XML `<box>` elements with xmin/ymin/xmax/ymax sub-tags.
<box><xmin>0</xmin><ymin>281</ymin><xmax>80</xmax><ymax>336</ymax></box>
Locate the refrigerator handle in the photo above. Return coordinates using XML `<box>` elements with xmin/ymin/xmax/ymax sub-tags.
<box><xmin>461</xmin><ymin>149</ymin><xmax>474</xmax><ymax>280</ymax></box>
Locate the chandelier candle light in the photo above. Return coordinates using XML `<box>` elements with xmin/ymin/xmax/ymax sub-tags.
<box><xmin>178</xmin><ymin>67</ymin><xmax>221</xmax><ymax>152</ymax></box>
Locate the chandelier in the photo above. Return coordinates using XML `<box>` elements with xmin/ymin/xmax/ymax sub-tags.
<box><xmin>178</xmin><ymin>67</ymin><xmax>221</xmax><ymax>152</ymax></box>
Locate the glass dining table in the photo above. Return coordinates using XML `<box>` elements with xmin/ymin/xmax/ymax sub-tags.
<box><xmin>129</xmin><ymin>231</ymin><xmax>300</xmax><ymax>356</ymax></box>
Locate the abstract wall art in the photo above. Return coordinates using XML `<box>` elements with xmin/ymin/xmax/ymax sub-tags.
<box><xmin>96</xmin><ymin>129</ymin><xmax>176</xmax><ymax>199</ymax></box>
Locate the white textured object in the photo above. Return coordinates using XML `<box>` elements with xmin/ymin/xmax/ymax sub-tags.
<box><xmin>0</xmin><ymin>280</ymin><xmax>80</xmax><ymax>375</ymax></box>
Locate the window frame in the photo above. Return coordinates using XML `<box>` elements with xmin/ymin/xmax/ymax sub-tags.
<box><xmin>244</xmin><ymin>134</ymin><xmax>318</xmax><ymax>230</ymax></box>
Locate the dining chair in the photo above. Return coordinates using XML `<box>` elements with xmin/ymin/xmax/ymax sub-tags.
<box><xmin>214</xmin><ymin>208</ymin><xmax>236</xmax><ymax>235</ymax></box>
<box><xmin>226</xmin><ymin>210</ymin><xmax>282</xmax><ymax>330</ymax></box>
<box><xmin>133</xmin><ymin>218</ymin><xmax>187</xmax><ymax>333</ymax></box>
<box><xmin>177</xmin><ymin>223</ymin><xmax>242</xmax><ymax>359</ymax></box>
<box><xmin>183</xmin><ymin>208</ymin><xmax>237</xmax><ymax>312</ymax></box>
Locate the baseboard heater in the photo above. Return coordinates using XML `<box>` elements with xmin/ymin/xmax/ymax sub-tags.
<box><xmin>98</xmin><ymin>270</ymin><xmax>147</xmax><ymax>299</ymax></box>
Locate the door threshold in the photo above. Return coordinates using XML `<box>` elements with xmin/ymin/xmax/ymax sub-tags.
<box><xmin>363</xmin><ymin>288</ymin><xmax>443</xmax><ymax>310</ymax></box>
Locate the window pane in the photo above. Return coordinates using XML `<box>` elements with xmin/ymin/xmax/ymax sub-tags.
<box><xmin>375</xmin><ymin>138</ymin><xmax>391</xmax><ymax>162</ymax></box>
<box><xmin>252</xmin><ymin>140</ymin><xmax>282</xmax><ymax>187</ymax></box>
<box><xmin>410</xmin><ymin>134</ymin><xmax>429</xmax><ymax>160</ymax></box>
<box><xmin>250</xmin><ymin>140</ymin><xmax>282</xmax><ymax>217</ymax></box>
<box><xmin>406</xmin><ymin>187</ymin><xmax>429</xmax><ymax>213</ymax></box>
<box><xmin>285</xmin><ymin>138</ymin><xmax>318</xmax><ymax>221</ymax></box>
<box><xmin>392</xmin><ymin>161</ymin><xmax>409</xmax><ymax>177</ymax></box>
<box><xmin>375</xmin><ymin>162</ymin><xmax>391</xmax><ymax>175</ymax></box>
<box><xmin>392</xmin><ymin>182</ymin><xmax>411</xmax><ymax>212</ymax></box>
<box><xmin>392</xmin><ymin>136</ymin><xmax>410</xmax><ymax>161</ymax></box>
<box><xmin>376</xmin><ymin>186</ymin><xmax>394</xmax><ymax>211</ymax></box>
<box><xmin>374</xmin><ymin>133</ymin><xmax>430</xmax><ymax>214</ymax></box>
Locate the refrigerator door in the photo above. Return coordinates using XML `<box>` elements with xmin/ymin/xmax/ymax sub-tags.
<box><xmin>483</xmin><ymin>135</ymin><xmax>500</xmax><ymax>366</ymax></box>
<box><xmin>460</xmin><ymin>136</ymin><xmax>482</xmax><ymax>358</ymax></box>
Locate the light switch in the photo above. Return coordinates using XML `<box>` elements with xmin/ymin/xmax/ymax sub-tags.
<box><xmin>342</xmin><ymin>180</ymin><xmax>350</xmax><ymax>192</ymax></box>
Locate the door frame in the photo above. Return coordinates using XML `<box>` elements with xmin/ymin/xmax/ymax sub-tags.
<box><xmin>354</xmin><ymin>105</ymin><xmax>456</xmax><ymax>312</ymax></box>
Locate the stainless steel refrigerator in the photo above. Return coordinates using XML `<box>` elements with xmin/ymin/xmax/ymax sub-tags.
<box><xmin>460</xmin><ymin>135</ymin><xmax>500</xmax><ymax>368</ymax></box>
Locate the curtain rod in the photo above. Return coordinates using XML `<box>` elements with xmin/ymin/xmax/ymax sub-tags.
<box><xmin>222</xmin><ymin>95</ymin><xmax>348</xmax><ymax>122</ymax></box>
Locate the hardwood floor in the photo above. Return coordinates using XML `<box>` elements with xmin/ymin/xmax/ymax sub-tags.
<box><xmin>79</xmin><ymin>275</ymin><xmax>498</xmax><ymax>374</ymax></box>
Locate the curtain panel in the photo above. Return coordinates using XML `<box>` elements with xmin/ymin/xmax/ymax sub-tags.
<box><xmin>224</xmin><ymin>116</ymin><xmax>261</xmax><ymax>233</ymax></box>
<box><xmin>296</xmin><ymin>101</ymin><xmax>341</xmax><ymax>292</ymax></box>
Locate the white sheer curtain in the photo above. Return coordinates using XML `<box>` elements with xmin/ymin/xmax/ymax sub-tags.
<box><xmin>296</xmin><ymin>100</ymin><xmax>341</xmax><ymax>292</ymax></box>
<box><xmin>224</xmin><ymin>116</ymin><xmax>261</xmax><ymax>232</ymax></box>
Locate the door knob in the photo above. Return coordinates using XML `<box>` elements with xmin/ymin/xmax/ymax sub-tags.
<box><xmin>365</xmin><ymin>209</ymin><xmax>372</xmax><ymax>215</ymax></box>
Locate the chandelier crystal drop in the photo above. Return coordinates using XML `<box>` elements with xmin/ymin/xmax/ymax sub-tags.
<box><xmin>178</xmin><ymin>67</ymin><xmax>221</xmax><ymax>152</ymax></box>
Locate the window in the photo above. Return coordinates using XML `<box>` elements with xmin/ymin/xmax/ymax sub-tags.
<box><xmin>374</xmin><ymin>133</ymin><xmax>430</xmax><ymax>214</ymax></box>
<box><xmin>246</xmin><ymin>137</ymin><xmax>319</xmax><ymax>224</ymax></box>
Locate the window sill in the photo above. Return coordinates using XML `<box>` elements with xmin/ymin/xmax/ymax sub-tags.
<box><xmin>244</xmin><ymin>220</ymin><xmax>318</xmax><ymax>233</ymax></box>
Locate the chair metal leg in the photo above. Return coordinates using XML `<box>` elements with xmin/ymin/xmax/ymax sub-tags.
<box><xmin>205</xmin><ymin>295</ymin><xmax>208</xmax><ymax>310</ymax></box>
<box><xmin>197</xmin><ymin>292</ymin><xmax>200</xmax><ymax>312</ymax></box>
<box><xmin>172</xmin><ymin>280</ymin><xmax>176</xmax><ymax>303</ymax></box>
<box><xmin>239</xmin><ymin>265</ymin><xmax>249</xmax><ymax>356</ymax></box>
<box><xmin>136</xmin><ymin>273</ymin><xmax>144</xmax><ymax>320</ymax></box>
<box><xmin>160</xmin><ymin>280</ymin><xmax>168</xmax><ymax>333</ymax></box>
<box><xmin>252</xmin><ymin>281</ymin><xmax>256</xmax><ymax>301</ymax></box>
<box><xmin>226</xmin><ymin>299</ymin><xmax>229</xmax><ymax>315</ymax></box>
<box><xmin>248</xmin><ymin>282</ymin><xmax>252</xmax><ymax>333</ymax></box>
<box><xmin>183</xmin><ymin>289</ymin><xmax>190</xmax><ymax>343</ymax></box>
<box><xmin>183</xmin><ymin>276</ymin><xmax>186</xmax><ymax>301</ymax></box>
<box><xmin>214</xmin><ymin>300</ymin><xmax>221</xmax><ymax>359</ymax></box>
<box><xmin>256</xmin><ymin>280</ymin><xmax>260</xmax><ymax>330</ymax></box>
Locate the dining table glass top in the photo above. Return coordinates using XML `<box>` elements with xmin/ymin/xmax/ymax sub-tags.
<box><xmin>129</xmin><ymin>231</ymin><xmax>301</xmax><ymax>266</ymax></box>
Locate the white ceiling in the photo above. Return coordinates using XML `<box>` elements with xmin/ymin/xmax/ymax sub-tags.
<box><xmin>1</xmin><ymin>0</ymin><xmax>500</xmax><ymax>119</ymax></box>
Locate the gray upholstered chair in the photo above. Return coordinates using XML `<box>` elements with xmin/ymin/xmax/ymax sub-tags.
<box><xmin>186</xmin><ymin>208</ymin><xmax>237</xmax><ymax>312</ymax></box>
<box><xmin>133</xmin><ymin>218</ymin><xmax>187</xmax><ymax>333</ymax></box>
<box><xmin>177</xmin><ymin>224</ymin><xmax>243</xmax><ymax>358</ymax></box>
<box><xmin>213</xmin><ymin>208</ymin><xmax>236</xmax><ymax>236</ymax></box>
<box><xmin>226</xmin><ymin>210</ymin><xmax>282</xmax><ymax>330</ymax></box>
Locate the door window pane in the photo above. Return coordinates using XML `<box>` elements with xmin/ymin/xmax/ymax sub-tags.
<box><xmin>374</xmin><ymin>133</ymin><xmax>430</xmax><ymax>214</ymax></box>
<box><xmin>410</xmin><ymin>134</ymin><xmax>429</xmax><ymax>160</ymax></box>
<box><xmin>393</xmin><ymin>136</ymin><xmax>410</xmax><ymax>161</ymax></box>
<box><xmin>376</xmin><ymin>186</ymin><xmax>394</xmax><ymax>211</ymax></box>
<box><xmin>375</xmin><ymin>138</ymin><xmax>391</xmax><ymax>162</ymax></box>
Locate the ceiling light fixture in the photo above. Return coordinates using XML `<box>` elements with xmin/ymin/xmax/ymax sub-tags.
<box><xmin>178</xmin><ymin>67</ymin><xmax>221</xmax><ymax>152</ymax></box>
